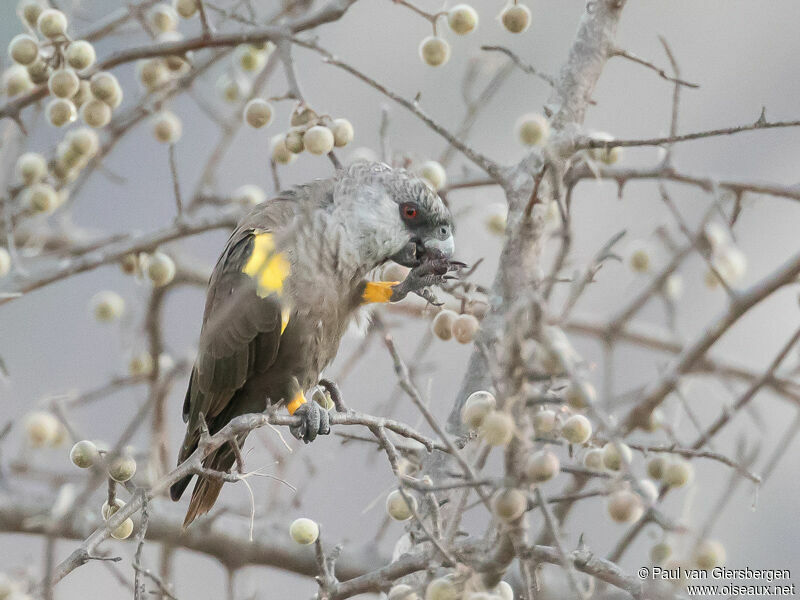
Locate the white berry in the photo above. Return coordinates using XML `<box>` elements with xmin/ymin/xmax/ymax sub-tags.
<box><xmin>448</xmin><ymin>4</ymin><xmax>479</xmax><ymax>35</ymax></box>
<box><xmin>243</xmin><ymin>98</ymin><xmax>273</xmax><ymax>129</ymax></box>
<box><xmin>525</xmin><ymin>449</ymin><xmax>560</xmax><ymax>482</ymax></box>
<box><xmin>532</xmin><ymin>409</ymin><xmax>556</xmax><ymax>434</ymax></box>
<box><xmin>48</xmin><ymin>68</ymin><xmax>80</xmax><ymax>99</ymax></box>
<box><xmin>516</xmin><ymin>113</ymin><xmax>549</xmax><ymax>146</ymax></box>
<box><xmin>65</xmin><ymin>40</ymin><xmax>96</xmax><ymax>71</ymax></box>
<box><xmin>461</xmin><ymin>390</ymin><xmax>496</xmax><ymax>429</ymax></box>
<box><xmin>136</xmin><ymin>59</ymin><xmax>170</xmax><ymax>91</ymax></box>
<box><xmin>602</xmin><ymin>441</ymin><xmax>633</xmax><ymax>471</ymax></box>
<box><xmin>480</xmin><ymin>410</ymin><xmax>514</xmax><ymax>446</ymax></box>
<box><xmin>583</xmin><ymin>448</ymin><xmax>604</xmax><ymax>470</ymax></box>
<box><xmin>694</xmin><ymin>539</ymin><xmax>725</xmax><ymax>570</ymax></box>
<box><xmin>8</xmin><ymin>34</ymin><xmax>39</xmax><ymax>66</ymax></box>
<box><xmin>492</xmin><ymin>488</ymin><xmax>526</xmax><ymax>522</ymax></box>
<box><xmin>607</xmin><ymin>489</ymin><xmax>643</xmax><ymax>523</ymax></box>
<box><xmin>651</xmin><ymin>542</ymin><xmax>672</xmax><ymax>564</ymax></box>
<box><xmin>24</xmin><ymin>182</ymin><xmax>59</xmax><ymax>213</ymax></box>
<box><xmin>662</xmin><ymin>458</ymin><xmax>693</xmax><ymax>488</ymax></box>
<box><xmin>24</xmin><ymin>411</ymin><xmax>61</xmax><ymax>447</ymax></box>
<box><xmin>66</xmin><ymin>127</ymin><xmax>100</xmax><ymax>156</ymax></box>
<box><xmin>102</xmin><ymin>498</ymin><xmax>125</xmax><ymax>520</ymax></box>
<box><xmin>19</xmin><ymin>0</ymin><xmax>45</xmax><ymax>28</ymax></box>
<box><xmin>146</xmin><ymin>252</ymin><xmax>176</xmax><ymax>286</ymax></box>
<box><xmin>419</xmin><ymin>160</ymin><xmax>446</xmax><ymax>191</ymax></box>
<box><xmin>561</xmin><ymin>414</ymin><xmax>592</xmax><ymax>444</ymax></box>
<box><xmin>217</xmin><ymin>73</ymin><xmax>249</xmax><ymax>103</ymax></box>
<box><xmin>26</xmin><ymin>57</ymin><xmax>50</xmax><ymax>85</ymax></box>
<box><xmin>148</xmin><ymin>4</ymin><xmax>179</xmax><ymax>32</ymax></box>
<box><xmin>425</xmin><ymin>577</ymin><xmax>459</xmax><ymax>600</ymax></box>
<box><xmin>108</xmin><ymin>454</ymin><xmax>137</xmax><ymax>482</ymax></box>
<box><xmin>46</xmin><ymin>98</ymin><xmax>77</xmax><ymax>127</ymax></box>
<box><xmin>451</xmin><ymin>313</ymin><xmax>479</xmax><ymax>344</ymax></box>
<box><xmin>80</xmin><ymin>98</ymin><xmax>112</xmax><ymax>128</ymax></box>
<box><xmin>501</xmin><ymin>4</ymin><xmax>531</xmax><ymax>33</ymax></box>
<box><xmin>129</xmin><ymin>351</ymin><xmax>154</xmax><ymax>377</ymax></box>
<box><xmin>271</xmin><ymin>134</ymin><xmax>297</xmax><ymax>165</ymax></box>
<box><xmin>37</xmin><ymin>9</ymin><xmax>68</xmax><ymax>39</ymax></box>
<box><xmin>70</xmin><ymin>440</ymin><xmax>99</xmax><ymax>468</ymax></box>
<box><xmin>647</xmin><ymin>456</ymin><xmax>666</xmax><ymax>480</ymax></box>
<box><xmin>233</xmin><ymin>184</ymin><xmax>266</xmax><ymax>206</ymax></box>
<box><xmin>3</xmin><ymin>65</ymin><xmax>33</xmax><ymax>96</ymax></box>
<box><xmin>90</xmin><ymin>72</ymin><xmax>122</xmax><ymax>108</ymax></box>
<box><xmin>174</xmin><ymin>0</ymin><xmax>199</xmax><ymax>18</ymax></box>
<box><xmin>389</xmin><ymin>583</ymin><xmax>420</xmax><ymax>600</ymax></box>
<box><xmin>331</xmin><ymin>118</ymin><xmax>354</xmax><ymax>147</ymax></box>
<box><xmin>386</xmin><ymin>489</ymin><xmax>417</xmax><ymax>521</ymax></box>
<box><xmin>152</xmin><ymin>111</ymin><xmax>182</xmax><ymax>144</ymax></box>
<box><xmin>91</xmin><ymin>290</ymin><xmax>125</xmax><ymax>322</ymax></box>
<box><xmin>111</xmin><ymin>517</ymin><xmax>134</xmax><ymax>540</ymax></box>
<box><xmin>565</xmin><ymin>380</ymin><xmax>596</xmax><ymax>410</ymax></box>
<box><xmin>16</xmin><ymin>152</ymin><xmax>47</xmax><ymax>185</ymax></box>
<box><xmin>234</xmin><ymin>44</ymin><xmax>266</xmax><ymax>73</ymax></box>
<box><xmin>419</xmin><ymin>36</ymin><xmax>451</xmax><ymax>67</ymax></box>
<box><xmin>431</xmin><ymin>309</ymin><xmax>457</xmax><ymax>340</ymax></box>
<box><xmin>637</xmin><ymin>479</ymin><xmax>660</xmax><ymax>504</ymax></box>
<box><xmin>628</xmin><ymin>242</ymin><xmax>651</xmax><ymax>273</ymax></box>
<box><xmin>304</xmin><ymin>126</ymin><xmax>335</xmax><ymax>155</ymax></box>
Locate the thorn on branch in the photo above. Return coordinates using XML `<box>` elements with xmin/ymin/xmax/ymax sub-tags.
<box><xmin>755</xmin><ymin>106</ymin><xmax>768</xmax><ymax>127</ymax></box>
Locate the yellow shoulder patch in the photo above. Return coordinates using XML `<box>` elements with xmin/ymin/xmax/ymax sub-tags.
<box><xmin>242</xmin><ymin>232</ymin><xmax>291</xmax><ymax>298</ymax></box>
<box><xmin>362</xmin><ymin>281</ymin><xmax>399</xmax><ymax>304</ymax></box>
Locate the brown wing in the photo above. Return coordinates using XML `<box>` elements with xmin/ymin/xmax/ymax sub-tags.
<box><xmin>173</xmin><ymin>231</ymin><xmax>281</xmax><ymax>457</ymax></box>
<box><xmin>183</xmin><ymin>194</ymin><xmax>302</xmax><ymax>428</ymax></box>
<box><xmin>170</xmin><ymin>181</ymin><xmax>336</xmax><ymax>519</ymax></box>
<box><xmin>170</xmin><ymin>198</ymin><xmax>298</xmax><ymax>502</ymax></box>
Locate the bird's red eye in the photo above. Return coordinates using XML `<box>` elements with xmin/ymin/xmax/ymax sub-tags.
<box><xmin>402</xmin><ymin>204</ymin><xmax>418</xmax><ymax>220</ymax></box>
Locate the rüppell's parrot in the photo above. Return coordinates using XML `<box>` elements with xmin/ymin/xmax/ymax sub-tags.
<box><xmin>171</xmin><ymin>161</ymin><xmax>460</xmax><ymax>526</ymax></box>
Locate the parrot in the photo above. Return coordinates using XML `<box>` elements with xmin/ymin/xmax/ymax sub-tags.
<box><xmin>170</xmin><ymin>161</ymin><xmax>459</xmax><ymax>526</ymax></box>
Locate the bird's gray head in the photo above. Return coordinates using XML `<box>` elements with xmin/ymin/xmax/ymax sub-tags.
<box><xmin>334</xmin><ymin>161</ymin><xmax>454</xmax><ymax>270</ymax></box>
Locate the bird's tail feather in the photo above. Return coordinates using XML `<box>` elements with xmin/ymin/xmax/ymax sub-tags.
<box><xmin>181</xmin><ymin>443</ymin><xmax>236</xmax><ymax>528</ymax></box>
<box><xmin>170</xmin><ymin>426</ymin><xmax>200</xmax><ymax>502</ymax></box>
<box><xmin>170</xmin><ymin>473</ymin><xmax>192</xmax><ymax>502</ymax></box>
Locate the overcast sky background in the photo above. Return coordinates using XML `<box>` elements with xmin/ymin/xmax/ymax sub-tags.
<box><xmin>1</xmin><ymin>0</ymin><xmax>799</xmax><ymax>597</ymax></box>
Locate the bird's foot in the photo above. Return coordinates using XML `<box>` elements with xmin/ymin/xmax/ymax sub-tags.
<box><xmin>390</xmin><ymin>256</ymin><xmax>466</xmax><ymax>304</ymax></box>
<box><xmin>289</xmin><ymin>400</ymin><xmax>331</xmax><ymax>444</ymax></box>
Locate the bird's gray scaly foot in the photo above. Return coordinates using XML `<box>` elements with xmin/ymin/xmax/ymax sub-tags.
<box><xmin>290</xmin><ymin>400</ymin><xmax>331</xmax><ymax>443</ymax></box>
<box><xmin>390</xmin><ymin>257</ymin><xmax>466</xmax><ymax>303</ymax></box>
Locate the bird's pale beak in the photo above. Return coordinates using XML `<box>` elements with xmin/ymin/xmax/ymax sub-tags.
<box><xmin>421</xmin><ymin>234</ymin><xmax>454</xmax><ymax>260</ymax></box>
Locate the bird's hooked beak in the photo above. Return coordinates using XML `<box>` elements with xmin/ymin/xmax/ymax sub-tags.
<box><xmin>421</xmin><ymin>234</ymin><xmax>455</xmax><ymax>260</ymax></box>
<box><xmin>391</xmin><ymin>228</ymin><xmax>455</xmax><ymax>267</ymax></box>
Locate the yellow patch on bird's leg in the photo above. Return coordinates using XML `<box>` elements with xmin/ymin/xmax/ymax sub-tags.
<box><xmin>242</xmin><ymin>232</ymin><xmax>291</xmax><ymax>298</ymax></box>
<box><xmin>362</xmin><ymin>281</ymin><xmax>399</xmax><ymax>304</ymax></box>
<box><xmin>287</xmin><ymin>391</ymin><xmax>306</xmax><ymax>415</ymax></box>
<box><xmin>281</xmin><ymin>306</ymin><xmax>291</xmax><ymax>334</ymax></box>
